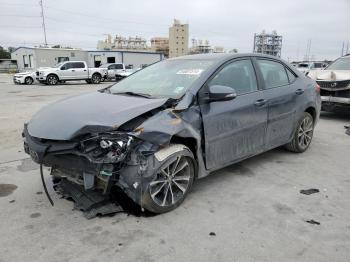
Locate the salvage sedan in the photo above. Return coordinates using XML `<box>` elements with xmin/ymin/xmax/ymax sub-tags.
<box><xmin>23</xmin><ymin>53</ymin><xmax>321</xmax><ymax>216</ymax></box>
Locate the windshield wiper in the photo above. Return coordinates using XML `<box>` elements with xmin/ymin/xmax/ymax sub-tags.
<box><xmin>113</xmin><ymin>91</ymin><xmax>153</xmax><ymax>98</ymax></box>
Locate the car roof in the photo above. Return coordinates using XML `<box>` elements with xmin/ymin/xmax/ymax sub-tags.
<box><xmin>170</xmin><ymin>53</ymin><xmax>284</xmax><ymax>62</ymax></box>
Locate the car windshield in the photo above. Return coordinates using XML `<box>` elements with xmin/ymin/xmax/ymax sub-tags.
<box><xmin>326</xmin><ymin>57</ymin><xmax>350</xmax><ymax>70</ymax></box>
<box><xmin>53</xmin><ymin>62</ymin><xmax>65</xmax><ymax>68</ymax></box>
<box><xmin>110</xmin><ymin>59</ymin><xmax>214</xmax><ymax>99</ymax></box>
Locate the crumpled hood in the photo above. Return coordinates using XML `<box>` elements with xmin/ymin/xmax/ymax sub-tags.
<box><xmin>308</xmin><ymin>70</ymin><xmax>350</xmax><ymax>81</ymax></box>
<box><xmin>28</xmin><ymin>92</ymin><xmax>167</xmax><ymax>140</ymax></box>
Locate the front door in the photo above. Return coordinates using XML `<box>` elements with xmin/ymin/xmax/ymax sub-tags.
<box><xmin>199</xmin><ymin>58</ymin><xmax>268</xmax><ymax>170</ymax></box>
<box><xmin>255</xmin><ymin>59</ymin><xmax>299</xmax><ymax>148</ymax></box>
<box><xmin>59</xmin><ymin>62</ymin><xmax>74</xmax><ymax>80</ymax></box>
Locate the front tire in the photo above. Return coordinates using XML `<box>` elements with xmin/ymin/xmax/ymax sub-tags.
<box><xmin>142</xmin><ymin>145</ymin><xmax>195</xmax><ymax>214</ymax></box>
<box><xmin>285</xmin><ymin>112</ymin><xmax>314</xmax><ymax>153</ymax></box>
<box><xmin>46</xmin><ymin>74</ymin><xmax>58</xmax><ymax>85</ymax></box>
<box><xmin>24</xmin><ymin>77</ymin><xmax>34</xmax><ymax>85</ymax></box>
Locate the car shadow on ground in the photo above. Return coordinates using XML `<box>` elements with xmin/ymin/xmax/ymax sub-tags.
<box><xmin>192</xmin><ymin>147</ymin><xmax>290</xmax><ymax>193</ymax></box>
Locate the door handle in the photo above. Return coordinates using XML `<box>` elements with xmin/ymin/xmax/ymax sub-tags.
<box><xmin>71</xmin><ymin>69</ymin><xmax>75</xmax><ymax>72</ymax></box>
<box><xmin>84</xmin><ymin>70</ymin><xmax>87</xmax><ymax>71</ymax></box>
<box><xmin>295</xmin><ymin>89</ymin><xmax>304</xmax><ymax>95</ymax></box>
<box><xmin>254</xmin><ymin>99</ymin><xmax>267</xmax><ymax>107</ymax></box>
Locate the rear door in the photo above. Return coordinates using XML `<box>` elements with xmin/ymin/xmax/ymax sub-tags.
<box><xmin>71</xmin><ymin>62</ymin><xmax>88</xmax><ymax>79</ymax></box>
<box><xmin>254</xmin><ymin>58</ymin><xmax>300</xmax><ymax>149</ymax></box>
<box><xmin>199</xmin><ymin>58</ymin><xmax>268</xmax><ymax>170</ymax></box>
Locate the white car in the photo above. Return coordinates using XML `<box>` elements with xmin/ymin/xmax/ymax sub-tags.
<box><xmin>308</xmin><ymin>55</ymin><xmax>350</xmax><ymax>111</ymax></box>
<box><xmin>99</xmin><ymin>63</ymin><xmax>134</xmax><ymax>81</ymax></box>
<box><xmin>13</xmin><ymin>71</ymin><xmax>36</xmax><ymax>85</ymax></box>
<box><xmin>36</xmin><ymin>61</ymin><xmax>107</xmax><ymax>85</ymax></box>
<box><xmin>297</xmin><ymin>62</ymin><xmax>327</xmax><ymax>75</ymax></box>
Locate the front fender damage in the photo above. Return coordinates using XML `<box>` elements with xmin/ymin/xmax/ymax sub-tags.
<box><xmin>24</xmin><ymin>102</ymin><xmax>206</xmax><ymax>218</ymax></box>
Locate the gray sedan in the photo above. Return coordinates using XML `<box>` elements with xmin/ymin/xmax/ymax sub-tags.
<box><xmin>23</xmin><ymin>53</ymin><xmax>321</xmax><ymax>216</ymax></box>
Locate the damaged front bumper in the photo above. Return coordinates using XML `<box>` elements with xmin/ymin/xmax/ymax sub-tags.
<box><xmin>22</xmin><ymin>124</ymin><xmax>164</xmax><ymax>216</ymax></box>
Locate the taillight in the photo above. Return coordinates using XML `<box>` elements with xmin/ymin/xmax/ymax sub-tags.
<box><xmin>315</xmin><ymin>84</ymin><xmax>320</xmax><ymax>93</ymax></box>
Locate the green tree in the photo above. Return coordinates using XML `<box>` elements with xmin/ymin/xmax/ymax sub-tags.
<box><xmin>0</xmin><ymin>46</ymin><xmax>11</xmax><ymax>59</ymax></box>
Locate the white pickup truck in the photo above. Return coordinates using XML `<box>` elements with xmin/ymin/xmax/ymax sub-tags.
<box><xmin>36</xmin><ymin>61</ymin><xmax>107</xmax><ymax>85</ymax></box>
<box><xmin>99</xmin><ymin>63</ymin><xmax>134</xmax><ymax>81</ymax></box>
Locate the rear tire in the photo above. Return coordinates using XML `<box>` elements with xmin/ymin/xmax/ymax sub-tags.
<box><xmin>142</xmin><ymin>144</ymin><xmax>195</xmax><ymax>214</ymax></box>
<box><xmin>91</xmin><ymin>73</ymin><xmax>101</xmax><ymax>84</ymax></box>
<box><xmin>285</xmin><ymin>112</ymin><xmax>314</xmax><ymax>153</ymax></box>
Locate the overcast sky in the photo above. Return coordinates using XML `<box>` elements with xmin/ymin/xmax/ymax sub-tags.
<box><xmin>1</xmin><ymin>0</ymin><xmax>349</xmax><ymax>60</ymax></box>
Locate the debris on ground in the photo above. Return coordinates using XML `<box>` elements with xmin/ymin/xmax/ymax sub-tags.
<box><xmin>305</xmin><ymin>219</ymin><xmax>320</xmax><ymax>225</ymax></box>
<box><xmin>55</xmin><ymin>179</ymin><xmax>124</xmax><ymax>219</ymax></box>
<box><xmin>300</xmin><ymin>188</ymin><xmax>320</xmax><ymax>195</ymax></box>
<box><xmin>209</xmin><ymin>232</ymin><xmax>216</xmax><ymax>236</ymax></box>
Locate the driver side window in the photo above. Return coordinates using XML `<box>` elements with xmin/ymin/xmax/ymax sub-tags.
<box><xmin>208</xmin><ymin>59</ymin><xmax>258</xmax><ymax>95</ymax></box>
<box><xmin>61</xmin><ymin>63</ymin><xmax>71</xmax><ymax>70</ymax></box>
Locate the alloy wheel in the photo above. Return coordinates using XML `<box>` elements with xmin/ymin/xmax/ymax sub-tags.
<box><xmin>47</xmin><ymin>75</ymin><xmax>57</xmax><ymax>85</ymax></box>
<box><xmin>298</xmin><ymin>115</ymin><xmax>314</xmax><ymax>149</ymax></box>
<box><xmin>92</xmin><ymin>74</ymin><xmax>100</xmax><ymax>84</ymax></box>
<box><xmin>149</xmin><ymin>156</ymin><xmax>191</xmax><ymax>207</ymax></box>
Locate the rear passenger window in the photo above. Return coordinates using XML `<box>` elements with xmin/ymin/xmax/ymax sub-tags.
<box><xmin>257</xmin><ymin>60</ymin><xmax>289</xmax><ymax>88</ymax></box>
<box><xmin>209</xmin><ymin>59</ymin><xmax>258</xmax><ymax>95</ymax></box>
<box><xmin>286</xmin><ymin>68</ymin><xmax>296</xmax><ymax>83</ymax></box>
<box><xmin>72</xmin><ymin>62</ymin><xmax>85</xmax><ymax>68</ymax></box>
<box><xmin>115</xmin><ymin>64</ymin><xmax>124</xmax><ymax>69</ymax></box>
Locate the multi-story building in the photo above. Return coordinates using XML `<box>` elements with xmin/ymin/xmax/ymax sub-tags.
<box><xmin>169</xmin><ymin>19</ymin><xmax>189</xmax><ymax>58</ymax></box>
<box><xmin>253</xmin><ymin>30</ymin><xmax>282</xmax><ymax>57</ymax></box>
<box><xmin>150</xmin><ymin>37</ymin><xmax>169</xmax><ymax>58</ymax></box>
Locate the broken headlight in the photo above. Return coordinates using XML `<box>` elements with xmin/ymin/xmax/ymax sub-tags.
<box><xmin>80</xmin><ymin>134</ymin><xmax>133</xmax><ymax>163</ymax></box>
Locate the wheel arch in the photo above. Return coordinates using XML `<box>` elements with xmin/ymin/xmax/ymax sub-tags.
<box><xmin>304</xmin><ymin>106</ymin><xmax>316</xmax><ymax>121</ymax></box>
<box><xmin>47</xmin><ymin>73</ymin><xmax>59</xmax><ymax>80</ymax></box>
<box><xmin>169</xmin><ymin>135</ymin><xmax>199</xmax><ymax>179</ymax></box>
<box><xmin>92</xmin><ymin>72</ymin><xmax>102</xmax><ymax>77</ymax></box>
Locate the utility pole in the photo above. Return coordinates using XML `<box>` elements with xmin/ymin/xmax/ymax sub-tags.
<box><xmin>39</xmin><ymin>0</ymin><xmax>48</xmax><ymax>46</ymax></box>
<box><xmin>341</xmin><ymin>41</ymin><xmax>344</xmax><ymax>56</ymax></box>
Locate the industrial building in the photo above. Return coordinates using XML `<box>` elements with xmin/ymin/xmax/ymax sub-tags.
<box><xmin>151</xmin><ymin>37</ymin><xmax>169</xmax><ymax>58</ymax></box>
<box><xmin>169</xmin><ymin>19</ymin><xmax>189</xmax><ymax>58</ymax></box>
<box><xmin>97</xmin><ymin>35</ymin><xmax>149</xmax><ymax>51</ymax></box>
<box><xmin>11</xmin><ymin>47</ymin><xmax>164</xmax><ymax>70</ymax></box>
<box><xmin>253</xmin><ymin>30</ymin><xmax>282</xmax><ymax>57</ymax></box>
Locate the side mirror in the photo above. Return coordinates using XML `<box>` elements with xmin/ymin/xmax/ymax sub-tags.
<box><xmin>206</xmin><ymin>85</ymin><xmax>237</xmax><ymax>102</ymax></box>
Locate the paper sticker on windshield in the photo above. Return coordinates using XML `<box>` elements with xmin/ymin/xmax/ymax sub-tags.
<box><xmin>174</xmin><ymin>86</ymin><xmax>185</xmax><ymax>94</ymax></box>
<box><xmin>176</xmin><ymin>69</ymin><xmax>203</xmax><ymax>75</ymax></box>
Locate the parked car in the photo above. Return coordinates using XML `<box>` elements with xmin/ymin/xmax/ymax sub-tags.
<box><xmin>13</xmin><ymin>71</ymin><xmax>36</xmax><ymax>85</ymax></box>
<box><xmin>23</xmin><ymin>53</ymin><xmax>321</xmax><ymax>216</ymax></box>
<box><xmin>308</xmin><ymin>55</ymin><xmax>350</xmax><ymax>111</ymax></box>
<box><xmin>36</xmin><ymin>61</ymin><xmax>107</xmax><ymax>85</ymax></box>
<box><xmin>297</xmin><ymin>62</ymin><xmax>327</xmax><ymax>75</ymax></box>
<box><xmin>99</xmin><ymin>63</ymin><xmax>134</xmax><ymax>81</ymax></box>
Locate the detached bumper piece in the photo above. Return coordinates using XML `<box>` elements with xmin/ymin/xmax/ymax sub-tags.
<box><xmin>55</xmin><ymin>179</ymin><xmax>124</xmax><ymax>219</ymax></box>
